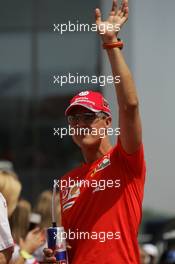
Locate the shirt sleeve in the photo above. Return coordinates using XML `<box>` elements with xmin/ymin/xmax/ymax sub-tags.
<box><xmin>0</xmin><ymin>193</ymin><xmax>14</xmax><ymax>251</ymax></box>
<box><xmin>115</xmin><ymin>138</ymin><xmax>146</xmax><ymax>177</ymax></box>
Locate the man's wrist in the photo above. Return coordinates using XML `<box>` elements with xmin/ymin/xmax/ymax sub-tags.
<box><xmin>103</xmin><ymin>38</ymin><xmax>124</xmax><ymax>50</ymax></box>
<box><xmin>101</xmin><ymin>35</ymin><xmax>119</xmax><ymax>44</ymax></box>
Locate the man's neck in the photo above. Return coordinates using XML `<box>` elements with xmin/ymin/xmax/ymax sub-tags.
<box><xmin>81</xmin><ymin>138</ymin><xmax>112</xmax><ymax>164</ymax></box>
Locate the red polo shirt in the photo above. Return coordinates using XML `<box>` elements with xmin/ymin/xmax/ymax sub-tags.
<box><xmin>60</xmin><ymin>139</ymin><xmax>146</xmax><ymax>264</ymax></box>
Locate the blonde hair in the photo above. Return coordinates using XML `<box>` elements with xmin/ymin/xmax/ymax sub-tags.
<box><xmin>0</xmin><ymin>170</ymin><xmax>22</xmax><ymax>217</ymax></box>
<box><xmin>9</xmin><ymin>199</ymin><xmax>31</xmax><ymax>244</ymax></box>
<box><xmin>33</xmin><ymin>190</ymin><xmax>61</xmax><ymax>228</ymax></box>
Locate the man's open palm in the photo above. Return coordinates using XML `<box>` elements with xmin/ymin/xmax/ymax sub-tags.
<box><xmin>95</xmin><ymin>0</ymin><xmax>129</xmax><ymax>43</ymax></box>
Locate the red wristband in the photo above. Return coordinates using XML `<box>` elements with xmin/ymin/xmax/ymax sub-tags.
<box><xmin>103</xmin><ymin>40</ymin><xmax>124</xmax><ymax>50</ymax></box>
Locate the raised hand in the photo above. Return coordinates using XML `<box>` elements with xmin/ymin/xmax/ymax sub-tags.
<box><xmin>95</xmin><ymin>0</ymin><xmax>129</xmax><ymax>43</ymax></box>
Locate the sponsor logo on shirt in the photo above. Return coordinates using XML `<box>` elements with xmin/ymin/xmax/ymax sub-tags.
<box><xmin>62</xmin><ymin>155</ymin><xmax>111</xmax><ymax>212</ymax></box>
<box><xmin>62</xmin><ymin>184</ymin><xmax>80</xmax><ymax>212</ymax></box>
<box><xmin>91</xmin><ymin>155</ymin><xmax>111</xmax><ymax>177</ymax></box>
<box><xmin>63</xmin><ymin>201</ymin><xmax>75</xmax><ymax>211</ymax></box>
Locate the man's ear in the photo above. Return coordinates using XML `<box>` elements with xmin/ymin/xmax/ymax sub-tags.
<box><xmin>105</xmin><ymin>116</ymin><xmax>112</xmax><ymax>127</ymax></box>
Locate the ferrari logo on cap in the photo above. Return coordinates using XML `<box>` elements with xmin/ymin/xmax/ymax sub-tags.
<box><xmin>79</xmin><ymin>91</ymin><xmax>89</xmax><ymax>96</ymax></box>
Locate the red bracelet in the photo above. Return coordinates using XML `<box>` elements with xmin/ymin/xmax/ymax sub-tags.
<box><xmin>103</xmin><ymin>40</ymin><xmax>124</xmax><ymax>50</ymax></box>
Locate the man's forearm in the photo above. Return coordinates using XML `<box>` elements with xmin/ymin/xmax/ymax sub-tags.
<box><xmin>96</xmin><ymin>0</ymin><xmax>142</xmax><ymax>152</ymax></box>
<box><xmin>106</xmin><ymin>47</ymin><xmax>139</xmax><ymax>111</ymax></box>
<box><xmin>106</xmin><ymin>46</ymin><xmax>142</xmax><ymax>153</ymax></box>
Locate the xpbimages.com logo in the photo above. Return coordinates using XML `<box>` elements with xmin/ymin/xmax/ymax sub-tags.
<box><xmin>53</xmin><ymin>20</ymin><xmax>120</xmax><ymax>35</ymax></box>
<box><xmin>54</xmin><ymin>229</ymin><xmax>121</xmax><ymax>243</ymax></box>
<box><xmin>54</xmin><ymin>178</ymin><xmax>121</xmax><ymax>191</ymax></box>
<box><xmin>53</xmin><ymin>126</ymin><xmax>120</xmax><ymax>139</ymax></box>
<box><xmin>53</xmin><ymin>73</ymin><xmax>120</xmax><ymax>88</ymax></box>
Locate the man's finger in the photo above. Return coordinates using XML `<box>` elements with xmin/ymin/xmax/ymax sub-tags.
<box><xmin>39</xmin><ymin>257</ymin><xmax>57</xmax><ymax>263</ymax></box>
<box><xmin>121</xmin><ymin>0</ymin><xmax>128</xmax><ymax>12</ymax></box>
<box><xmin>67</xmin><ymin>244</ymin><xmax>72</xmax><ymax>249</ymax></box>
<box><xmin>111</xmin><ymin>0</ymin><xmax>117</xmax><ymax>13</ymax></box>
<box><xmin>123</xmin><ymin>1</ymin><xmax>129</xmax><ymax>18</ymax></box>
<box><xmin>95</xmin><ymin>8</ymin><xmax>102</xmax><ymax>24</ymax></box>
<box><xmin>118</xmin><ymin>0</ymin><xmax>128</xmax><ymax>18</ymax></box>
<box><xmin>124</xmin><ymin>8</ymin><xmax>129</xmax><ymax>19</ymax></box>
<box><xmin>43</xmin><ymin>248</ymin><xmax>54</xmax><ymax>257</ymax></box>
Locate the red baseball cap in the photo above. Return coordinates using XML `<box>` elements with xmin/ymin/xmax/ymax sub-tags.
<box><xmin>65</xmin><ymin>90</ymin><xmax>112</xmax><ymax>116</ymax></box>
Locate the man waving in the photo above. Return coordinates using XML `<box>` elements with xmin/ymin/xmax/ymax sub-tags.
<box><xmin>44</xmin><ymin>0</ymin><xmax>146</xmax><ymax>263</ymax></box>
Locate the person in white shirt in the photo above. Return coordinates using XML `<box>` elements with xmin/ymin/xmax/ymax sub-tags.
<box><xmin>0</xmin><ymin>192</ymin><xmax>14</xmax><ymax>264</ymax></box>
<box><xmin>0</xmin><ymin>168</ymin><xmax>22</xmax><ymax>263</ymax></box>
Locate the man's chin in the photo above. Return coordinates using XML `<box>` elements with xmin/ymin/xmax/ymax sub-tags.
<box><xmin>77</xmin><ymin>135</ymin><xmax>102</xmax><ymax>148</ymax></box>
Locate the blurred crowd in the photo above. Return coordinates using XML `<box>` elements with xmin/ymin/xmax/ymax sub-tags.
<box><xmin>139</xmin><ymin>243</ymin><xmax>175</xmax><ymax>264</ymax></box>
<box><xmin>0</xmin><ymin>160</ymin><xmax>60</xmax><ymax>264</ymax></box>
<box><xmin>0</xmin><ymin>160</ymin><xmax>175</xmax><ymax>264</ymax></box>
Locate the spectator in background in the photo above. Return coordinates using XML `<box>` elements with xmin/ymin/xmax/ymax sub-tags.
<box><xmin>0</xmin><ymin>166</ymin><xmax>44</xmax><ymax>264</ymax></box>
<box><xmin>9</xmin><ymin>199</ymin><xmax>32</xmax><ymax>243</ymax></box>
<box><xmin>139</xmin><ymin>245</ymin><xmax>151</xmax><ymax>264</ymax></box>
<box><xmin>0</xmin><ymin>168</ymin><xmax>22</xmax><ymax>263</ymax></box>
<box><xmin>9</xmin><ymin>199</ymin><xmax>45</xmax><ymax>264</ymax></box>
<box><xmin>0</xmin><ymin>192</ymin><xmax>14</xmax><ymax>264</ymax></box>
<box><xmin>32</xmin><ymin>190</ymin><xmax>60</xmax><ymax>261</ymax></box>
<box><xmin>33</xmin><ymin>190</ymin><xmax>61</xmax><ymax>228</ymax></box>
<box><xmin>0</xmin><ymin>161</ymin><xmax>14</xmax><ymax>173</ymax></box>
<box><xmin>0</xmin><ymin>170</ymin><xmax>21</xmax><ymax>217</ymax></box>
<box><xmin>159</xmin><ymin>250</ymin><xmax>175</xmax><ymax>264</ymax></box>
<box><xmin>143</xmin><ymin>244</ymin><xmax>158</xmax><ymax>264</ymax></box>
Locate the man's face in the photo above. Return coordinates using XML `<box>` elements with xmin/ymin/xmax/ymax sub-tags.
<box><xmin>67</xmin><ymin>106</ymin><xmax>112</xmax><ymax>148</ymax></box>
